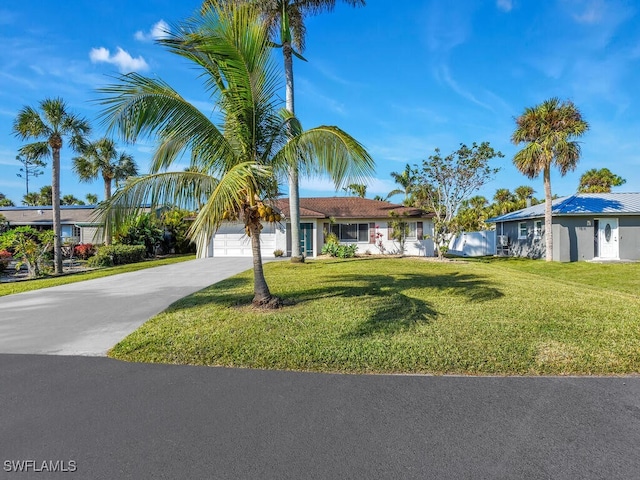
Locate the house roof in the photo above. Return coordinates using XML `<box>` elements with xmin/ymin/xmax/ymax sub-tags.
<box><xmin>487</xmin><ymin>192</ymin><xmax>640</xmax><ymax>223</ymax></box>
<box><xmin>273</xmin><ymin>197</ymin><xmax>432</xmax><ymax>220</ymax></box>
<box><xmin>0</xmin><ymin>205</ymin><xmax>101</xmax><ymax>226</ymax></box>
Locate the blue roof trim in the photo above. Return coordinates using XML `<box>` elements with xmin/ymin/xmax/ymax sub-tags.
<box><xmin>487</xmin><ymin>192</ymin><xmax>640</xmax><ymax>223</ymax></box>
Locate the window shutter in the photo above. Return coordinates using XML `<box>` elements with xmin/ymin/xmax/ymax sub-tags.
<box><xmin>369</xmin><ymin>223</ymin><xmax>375</xmax><ymax>243</ymax></box>
<box><xmin>417</xmin><ymin>222</ymin><xmax>423</xmax><ymax>240</ymax></box>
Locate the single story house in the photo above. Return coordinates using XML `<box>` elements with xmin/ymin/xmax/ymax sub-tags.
<box><xmin>0</xmin><ymin>205</ymin><xmax>103</xmax><ymax>244</ymax></box>
<box><xmin>487</xmin><ymin>192</ymin><xmax>640</xmax><ymax>262</ymax></box>
<box><xmin>199</xmin><ymin>197</ymin><xmax>435</xmax><ymax>258</ymax></box>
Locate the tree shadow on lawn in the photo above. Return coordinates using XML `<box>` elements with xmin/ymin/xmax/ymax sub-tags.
<box><xmin>164</xmin><ymin>268</ymin><xmax>504</xmax><ymax>338</ymax></box>
<box><xmin>296</xmin><ymin>271</ymin><xmax>504</xmax><ymax>337</ymax></box>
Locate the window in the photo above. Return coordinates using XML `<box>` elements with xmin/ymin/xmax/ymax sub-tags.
<box><xmin>331</xmin><ymin>223</ymin><xmax>369</xmax><ymax>242</ymax></box>
<box><xmin>406</xmin><ymin>222</ymin><xmax>417</xmax><ymax>240</ymax></box>
<box><xmin>518</xmin><ymin>222</ymin><xmax>528</xmax><ymax>239</ymax></box>
<box><xmin>534</xmin><ymin>220</ymin><xmax>542</xmax><ymax>238</ymax></box>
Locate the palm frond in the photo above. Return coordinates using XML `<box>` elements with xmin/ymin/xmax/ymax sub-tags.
<box><xmin>277</xmin><ymin>125</ymin><xmax>375</xmax><ymax>188</ymax></box>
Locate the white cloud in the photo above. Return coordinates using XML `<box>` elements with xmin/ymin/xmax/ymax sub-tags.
<box><xmin>134</xmin><ymin>20</ymin><xmax>170</xmax><ymax>42</ymax></box>
<box><xmin>89</xmin><ymin>47</ymin><xmax>149</xmax><ymax>73</ymax></box>
<box><xmin>496</xmin><ymin>0</ymin><xmax>513</xmax><ymax>12</ymax></box>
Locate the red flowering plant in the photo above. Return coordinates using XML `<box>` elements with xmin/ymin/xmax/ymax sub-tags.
<box><xmin>0</xmin><ymin>249</ymin><xmax>11</xmax><ymax>273</ymax></box>
<box><xmin>74</xmin><ymin>243</ymin><xmax>96</xmax><ymax>260</ymax></box>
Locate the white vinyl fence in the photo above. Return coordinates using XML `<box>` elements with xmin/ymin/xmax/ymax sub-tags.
<box><xmin>448</xmin><ymin>230</ymin><xmax>496</xmax><ymax>257</ymax></box>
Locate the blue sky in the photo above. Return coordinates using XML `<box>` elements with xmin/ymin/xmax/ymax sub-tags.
<box><xmin>1</xmin><ymin>0</ymin><xmax>639</xmax><ymax>205</ymax></box>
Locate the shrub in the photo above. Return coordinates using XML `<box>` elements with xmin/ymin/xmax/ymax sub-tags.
<box><xmin>0</xmin><ymin>227</ymin><xmax>54</xmax><ymax>278</ymax></box>
<box><xmin>321</xmin><ymin>242</ymin><xmax>357</xmax><ymax>258</ymax></box>
<box><xmin>0</xmin><ymin>249</ymin><xmax>11</xmax><ymax>273</ymax></box>
<box><xmin>114</xmin><ymin>213</ymin><xmax>163</xmax><ymax>257</ymax></box>
<box><xmin>88</xmin><ymin>245</ymin><xmax>146</xmax><ymax>268</ymax></box>
<box><xmin>273</xmin><ymin>249</ymin><xmax>284</xmax><ymax>257</ymax></box>
<box><xmin>74</xmin><ymin>243</ymin><xmax>96</xmax><ymax>260</ymax></box>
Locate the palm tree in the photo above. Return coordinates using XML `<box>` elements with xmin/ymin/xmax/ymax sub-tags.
<box><xmin>512</xmin><ymin>98</ymin><xmax>589</xmax><ymax>261</ymax></box>
<box><xmin>388</xmin><ymin>164</ymin><xmax>415</xmax><ymax>203</ymax></box>
<box><xmin>73</xmin><ymin>138</ymin><xmax>138</xmax><ymax>243</ymax></box>
<box><xmin>86</xmin><ymin>193</ymin><xmax>99</xmax><ymax>204</ymax></box>
<box><xmin>0</xmin><ymin>193</ymin><xmax>15</xmax><ymax>207</ymax></box>
<box><xmin>97</xmin><ymin>3</ymin><xmax>373</xmax><ymax>306</ymax></box>
<box><xmin>13</xmin><ymin>98</ymin><xmax>91</xmax><ymax>274</ymax></box>
<box><xmin>206</xmin><ymin>0</ymin><xmax>366</xmax><ymax>262</ymax></box>
<box><xmin>578</xmin><ymin>168</ymin><xmax>626</xmax><ymax>193</ymax></box>
<box><xmin>343</xmin><ymin>183</ymin><xmax>366</xmax><ymax>197</ymax></box>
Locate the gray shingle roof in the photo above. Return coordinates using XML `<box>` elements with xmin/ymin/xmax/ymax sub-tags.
<box><xmin>487</xmin><ymin>192</ymin><xmax>640</xmax><ymax>222</ymax></box>
<box><xmin>0</xmin><ymin>205</ymin><xmax>100</xmax><ymax>226</ymax></box>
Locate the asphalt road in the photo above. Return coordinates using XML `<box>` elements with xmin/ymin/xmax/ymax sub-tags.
<box><xmin>0</xmin><ymin>257</ymin><xmax>255</xmax><ymax>356</ymax></box>
<box><xmin>1</xmin><ymin>355</ymin><xmax>639</xmax><ymax>480</ymax></box>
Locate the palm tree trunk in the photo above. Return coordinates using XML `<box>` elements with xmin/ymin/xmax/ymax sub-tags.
<box><xmin>104</xmin><ymin>178</ymin><xmax>112</xmax><ymax>245</ymax></box>
<box><xmin>249</xmin><ymin>221</ymin><xmax>272</xmax><ymax>305</ymax></box>
<box><xmin>52</xmin><ymin>147</ymin><xmax>63</xmax><ymax>274</ymax></box>
<box><xmin>283</xmin><ymin>41</ymin><xmax>302</xmax><ymax>262</ymax></box>
<box><xmin>543</xmin><ymin>167</ymin><xmax>553</xmax><ymax>262</ymax></box>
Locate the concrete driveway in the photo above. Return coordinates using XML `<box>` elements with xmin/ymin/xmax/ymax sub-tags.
<box><xmin>0</xmin><ymin>257</ymin><xmax>256</xmax><ymax>356</ymax></box>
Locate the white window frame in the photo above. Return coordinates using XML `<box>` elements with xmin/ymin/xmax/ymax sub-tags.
<box><xmin>534</xmin><ymin>220</ymin><xmax>542</xmax><ymax>238</ymax></box>
<box><xmin>518</xmin><ymin>222</ymin><xmax>528</xmax><ymax>239</ymax></box>
<box><xmin>406</xmin><ymin>222</ymin><xmax>417</xmax><ymax>240</ymax></box>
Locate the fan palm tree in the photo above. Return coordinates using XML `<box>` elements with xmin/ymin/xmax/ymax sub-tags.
<box><xmin>73</xmin><ymin>138</ymin><xmax>138</xmax><ymax>243</ymax></box>
<box><xmin>205</xmin><ymin>0</ymin><xmax>366</xmax><ymax>262</ymax></box>
<box><xmin>13</xmin><ymin>98</ymin><xmax>91</xmax><ymax>274</ymax></box>
<box><xmin>97</xmin><ymin>3</ymin><xmax>373</xmax><ymax>306</ymax></box>
<box><xmin>578</xmin><ymin>168</ymin><xmax>625</xmax><ymax>193</ymax></box>
<box><xmin>512</xmin><ymin>97</ymin><xmax>589</xmax><ymax>261</ymax></box>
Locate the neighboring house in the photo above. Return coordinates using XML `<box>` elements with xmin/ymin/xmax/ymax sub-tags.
<box><xmin>199</xmin><ymin>197</ymin><xmax>435</xmax><ymax>258</ymax></box>
<box><xmin>0</xmin><ymin>205</ymin><xmax>103</xmax><ymax>244</ymax></box>
<box><xmin>487</xmin><ymin>192</ymin><xmax>640</xmax><ymax>262</ymax></box>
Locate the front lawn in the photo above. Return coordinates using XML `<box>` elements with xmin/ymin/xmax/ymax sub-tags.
<box><xmin>109</xmin><ymin>257</ymin><xmax>640</xmax><ymax>375</ymax></box>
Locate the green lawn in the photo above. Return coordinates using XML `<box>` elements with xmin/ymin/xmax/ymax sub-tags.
<box><xmin>108</xmin><ymin>257</ymin><xmax>640</xmax><ymax>375</ymax></box>
<box><xmin>0</xmin><ymin>254</ymin><xmax>196</xmax><ymax>297</ymax></box>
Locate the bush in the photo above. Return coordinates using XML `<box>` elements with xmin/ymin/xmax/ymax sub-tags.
<box><xmin>74</xmin><ymin>243</ymin><xmax>96</xmax><ymax>260</ymax></box>
<box><xmin>88</xmin><ymin>245</ymin><xmax>147</xmax><ymax>268</ymax></box>
<box><xmin>114</xmin><ymin>213</ymin><xmax>163</xmax><ymax>257</ymax></box>
<box><xmin>273</xmin><ymin>249</ymin><xmax>284</xmax><ymax>257</ymax></box>
<box><xmin>0</xmin><ymin>227</ymin><xmax>53</xmax><ymax>278</ymax></box>
<box><xmin>0</xmin><ymin>249</ymin><xmax>11</xmax><ymax>273</ymax></box>
<box><xmin>321</xmin><ymin>242</ymin><xmax>358</xmax><ymax>258</ymax></box>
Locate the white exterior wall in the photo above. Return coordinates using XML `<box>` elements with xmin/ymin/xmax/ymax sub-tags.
<box><xmin>201</xmin><ymin>218</ymin><xmax>436</xmax><ymax>258</ymax></box>
<box><xmin>316</xmin><ymin>219</ymin><xmax>435</xmax><ymax>257</ymax></box>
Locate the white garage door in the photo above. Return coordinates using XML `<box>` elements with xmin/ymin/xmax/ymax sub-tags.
<box><xmin>213</xmin><ymin>222</ymin><xmax>276</xmax><ymax>257</ymax></box>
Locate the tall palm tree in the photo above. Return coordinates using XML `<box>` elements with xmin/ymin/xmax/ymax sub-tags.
<box><xmin>73</xmin><ymin>138</ymin><xmax>138</xmax><ymax>244</ymax></box>
<box><xmin>205</xmin><ymin>0</ymin><xmax>366</xmax><ymax>262</ymax></box>
<box><xmin>512</xmin><ymin>98</ymin><xmax>589</xmax><ymax>261</ymax></box>
<box><xmin>97</xmin><ymin>3</ymin><xmax>373</xmax><ymax>306</ymax></box>
<box><xmin>13</xmin><ymin>98</ymin><xmax>91</xmax><ymax>274</ymax></box>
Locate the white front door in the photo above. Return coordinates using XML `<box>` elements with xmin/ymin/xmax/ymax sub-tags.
<box><xmin>597</xmin><ymin>218</ymin><xmax>619</xmax><ymax>259</ymax></box>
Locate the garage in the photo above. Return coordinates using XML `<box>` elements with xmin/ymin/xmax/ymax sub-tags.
<box><xmin>212</xmin><ymin>221</ymin><xmax>277</xmax><ymax>257</ymax></box>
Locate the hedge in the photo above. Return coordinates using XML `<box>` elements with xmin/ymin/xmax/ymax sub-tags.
<box><xmin>88</xmin><ymin>245</ymin><xmax>147</xmax><ymax>267</ymax></box>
